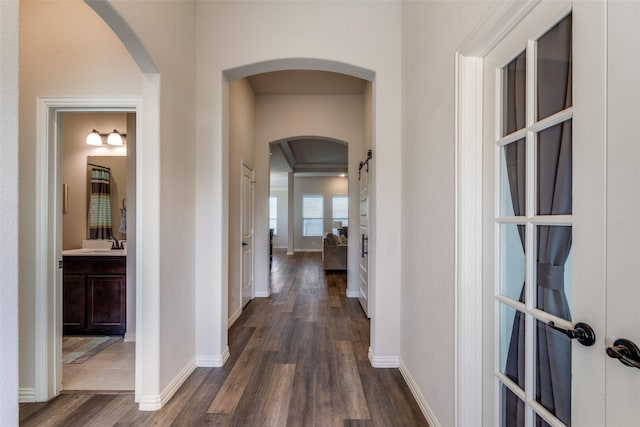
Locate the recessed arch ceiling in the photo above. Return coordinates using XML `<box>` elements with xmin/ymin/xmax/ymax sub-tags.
<box><xmin>270</xmin><ymin>138</ymin><xmax>348</xmax><ymax>174</ymax></box>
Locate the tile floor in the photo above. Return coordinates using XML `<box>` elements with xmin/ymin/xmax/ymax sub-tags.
<box><xmin>62</xmin><ymin>339</ymin><xmax>135</xmax><ymax>392</ymax></box>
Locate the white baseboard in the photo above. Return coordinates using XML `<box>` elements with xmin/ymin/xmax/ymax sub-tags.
<box><xmin>399</xmin><ymin>360</ymin><xmax>442</xmax><ymax>427</ymax></box>
<box><xmin>124</xmin><ymin>332</ymin><xmax>136</xmax><ymax>342</ymax></box>
<box><xmin>286</xmin><ymin>251</ymin><xmax>294</xmax><ymax>255</ymax></box>
<box><xmin>138</xmin><ymin>358</ymin><xmax>196</xmax><ymax>411</ymax></box>
<box><xmin>228</xmin><ymin>308</ymin><xmax>242</xmax><ymax>328</ymax></box>
<box><xmin>255</xmin><ymin>290</ymin><xmax>270</xmax><ymax>297</ymax></box>
<box><xmin>294</xmin><ymin>249</ymin><xmax>322</xmax><ymax>253</ymax></box>
<box><xmin>368</xmin><ymin>347</ymin><xmax>400</xmax><ymax>368</ymax></box>
<box><xmin>19</xmin><ymin>388</ymin><xmax>36</xmax><ymax>403</ymax></box>
<box><xmin>196</xmin><ymin>346</ymin><xmax>229</xmax><ymax>367</ymax></box>
<box><xmin>346</xmin><ymin>289</ymin><xmax>359</xmax><ymax>298</ymax></box>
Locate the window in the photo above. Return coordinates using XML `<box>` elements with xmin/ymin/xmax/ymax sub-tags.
<box><xmin>332</xmin><ymin>195</ymin><xmax>348</xmax><ymax>234</ymax></box>
<box><xmin>302</xmin><ymin>195</ymin><xmax>323</xmax><ymax>236</ymax></box>
<box><xmin>269</xmin><ymin>196</ymin><xmax>277</xmax><ymax>235</ymax></box>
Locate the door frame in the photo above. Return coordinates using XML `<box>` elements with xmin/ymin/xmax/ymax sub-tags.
<box><xmin>34</xmin><ymin>96</ymin><xmax>142</xmax><ymax>401</ymax></box>
<box><xmin>240</xmin><ymin>159</ymin><xmax>255</xmax><ymax>308</ymax></box>
<box><xmin>454</xmin><ymin>1</ymin><xmax>539</xmax><ymax>425</ymax></box>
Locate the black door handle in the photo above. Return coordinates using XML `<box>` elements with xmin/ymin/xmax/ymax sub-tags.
<box><xmin>547</xmin><ymin>321</ymin><xmax>596</xmax><ymax>346</ymax></box>
<box><xmin>361</xmin><ymin>234</ymin><xmax>368</xmax><ymax>258</ymax></box>
<box><xmin>607</xmin><ymin>338</ymin><xmax>640</xmax><ymax>369</ymax></box>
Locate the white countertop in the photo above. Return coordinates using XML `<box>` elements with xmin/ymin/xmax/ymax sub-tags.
<box><xmin>62</xmin><ymin>248</ymin><xmax>127</xmax><ymax>256</ymax></box>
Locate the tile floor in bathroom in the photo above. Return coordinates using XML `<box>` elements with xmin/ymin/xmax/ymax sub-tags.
<box><xmin>62</xmin><ymin>339</ymin><xmax>134</xmax><ymax>392</ymax></box>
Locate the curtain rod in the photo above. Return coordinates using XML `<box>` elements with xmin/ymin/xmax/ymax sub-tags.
<box><xmin>88</xmin><ymin>162</ymin><xmax>111</xmax><ymax>171</ymax></box>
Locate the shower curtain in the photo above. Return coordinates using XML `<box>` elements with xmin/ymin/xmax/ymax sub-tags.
<box><xmin>88</xmin><ymin>168</ymin><xmax>113</xmax><ymax>239</ymax></box>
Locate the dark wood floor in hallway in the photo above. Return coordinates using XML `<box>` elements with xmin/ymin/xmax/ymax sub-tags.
<box><xmin>20</xmin><ymin>250</ymin><xmax>429</xmax><ymax>426</ymax></box>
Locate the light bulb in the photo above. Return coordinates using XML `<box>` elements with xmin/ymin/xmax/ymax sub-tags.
<box><xmin>86</xmin><ymin>129</ymin><xmax>102</xmax><ymax>146</ymax></box>
<box><xmin>107</xmin><ymin>130</ymin><xmax>123</xmax><ymax>146</ymax></box>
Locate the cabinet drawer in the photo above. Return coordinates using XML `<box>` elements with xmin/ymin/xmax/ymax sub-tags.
<box><xmin>63</xmin><ymin>256</ymin><xmax>125</xmax><ymax>275</ymax></box>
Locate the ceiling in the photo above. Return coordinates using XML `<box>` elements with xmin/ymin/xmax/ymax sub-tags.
<box><xmin>253</xmin><ymin>70</ymin><xmax>365</xmax><ymax>187</ymax></box>
<box><xmin>248</xmin><ymin>70</ymin><xmax>366</xmax><ymax>95</ymax></box>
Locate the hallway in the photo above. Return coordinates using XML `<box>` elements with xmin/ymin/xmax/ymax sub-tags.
<box><xmin>20</xmin><ymin>251</ymin><xmax>428</xmax><ymax>426</ymax></box>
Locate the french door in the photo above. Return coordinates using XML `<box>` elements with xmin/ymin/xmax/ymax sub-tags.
<box><xmin>482</xmin><ymin>2</ymin><xmax>607</xmax><ymax>425</ymax></box>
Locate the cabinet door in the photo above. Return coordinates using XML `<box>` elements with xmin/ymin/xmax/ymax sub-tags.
<box><xmin>87</xmin><ymin>275</ymin><xmax>126</xmax><ymax>334</ymax></box>
<box><xmin>63</xmin><ymin>274</ymin><xmax>86</xmax><ymax>333</ymax></box>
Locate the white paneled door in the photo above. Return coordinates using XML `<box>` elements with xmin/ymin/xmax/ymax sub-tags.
<box><xmin>241</xmin><ymin>161</ymin><xmax>254</xmax><ymax>308</ymax></box>
<box><xmin>482</xmin><ymin>2</ymin><xmax>611</xmax><ymax>426</ymax></box>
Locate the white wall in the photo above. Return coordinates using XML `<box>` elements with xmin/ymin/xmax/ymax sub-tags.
<box><xmin>293</xmin><ymin>176</ymin><xmax>348</xmax><ymax>251</ymax></box>
<box><xmin>106</xmin><ymin>0</ymin><xmax>198</xmax><ymax>400</ymax></box>
<box><xmin>400</xmin><ymin>1</ymin><xmax>492</xmax><ymax>425</ymax></box>
<box><xmin>0</xmin><ymin>1</ymin><xmax>19</xmax><ymax>424</ymax></box>
<box><xmin>61</xmin><ymin>112</ymin><xmax>128</xmax><ymax>250</ymax></box>
<box><xmin>195</xmin><ymin>0</ymin><xmax>401</xmax><ymax>366</ymax></box>
<box><xmin>19</xmin><ymin>0</ymin><xmax>142</xmax><ymax>396</ymax></box>
<box><xmin>228</xmin><ymin>78</ymin><xmax>256</xmax><ymax>322</ymax></box>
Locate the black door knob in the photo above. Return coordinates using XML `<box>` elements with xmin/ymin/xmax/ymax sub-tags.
<box><xmin>606</xmin><ymin>338</ymin><xmax>640</xmax><ymax>369</ymax></box>
<box><xmin>547</xmin><ymin>321</ymin><xmax>597</xmax><ymax>346</ymax></box>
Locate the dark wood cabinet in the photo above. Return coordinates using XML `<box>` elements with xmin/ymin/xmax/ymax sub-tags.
<box><xmin>63</xmin><ymin>256</ymin><xmax>126</xmax><ymax>335</ymax></box>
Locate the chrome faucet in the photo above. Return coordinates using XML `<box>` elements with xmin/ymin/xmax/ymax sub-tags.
<box><xmin>110</xmin><ymin>235</ymin><xmax>123</xmax><ymax>250</ymax></box>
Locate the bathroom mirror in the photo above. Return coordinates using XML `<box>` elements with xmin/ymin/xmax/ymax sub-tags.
<box><xmin>86</xmin><ymin>156</ymin><xmax>127</xmax><ymax>241</ymax></box>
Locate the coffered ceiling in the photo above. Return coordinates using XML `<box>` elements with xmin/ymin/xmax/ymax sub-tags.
<box><xmin>253</xmin><ymin>70</ymin><xmax>365</xmax><ymax>187</ymax></box>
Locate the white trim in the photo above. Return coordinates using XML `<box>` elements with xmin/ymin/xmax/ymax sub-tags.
<box><xmin>399</xmin><ymin>360</ymin><xmax>441</xmax><ymax>427</ymax></box>
<box><xmin>228</xmin><ymin>308</ymin><xmax>242</xmax><ymax>328</ymax></box>
<box><xmin>367</xmin><ymin>347</ymin><xmax>399</xmax><ymax>368</ymax></box>
<box><xmin>254</xmin><ymin>290</ymin><xmax>271</xmax><ymax>298</ymax></box>
<box><xmin>454</xmin><ymin>2</ymin><xmax>540</xmax><ymax>426</ymax></box>
<box><xmin>293</xmin><ymin>249</ymin><xmax>322</xmax><ymax>253</ymax></box>
<box><xmin>124</xmin><ymin>332</ymin><xmax>136</xmax><ymax>343</ymax></box>
<box><xmin>139</xmin><ymin>358</ymin><xmax>196</xmax><ymax>411</ymax></box>
<box><xmin>454</xmin><ymin>53</ymin><xmax>483</xmax><ymax>427</ymax></box>
<box><xmin>196</xmin><ymin>346</ymin><xmax>230</xmax><ymax>368</ymax></box>
<box><xmin>457</xmin><ymin>0</ymin><xmax>540</xmax><ymax>58</ymax></box>
<box><xmin>35</xmin><ymin>97</ymin><xmax>142</xmax><ymax>402</ymax></box>
<box><xmin>18</xmin><ymin>389</ymin><xmax>36</xmax><ymax>403</ymax></box>
<box><xmin>346</xmin><ymin>290</ymin><xmax>359</xmax><ymax>298</ymax></box>
<box><xmin>286</xmin><ymin>251</ymin><xmax>294</xmax><ymax>256</ymax></box>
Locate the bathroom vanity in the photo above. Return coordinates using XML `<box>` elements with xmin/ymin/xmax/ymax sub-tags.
<box><xmin>62</xmin><ymin>249</ymin><xmax>126</xmax><ymax>335</ymax></box>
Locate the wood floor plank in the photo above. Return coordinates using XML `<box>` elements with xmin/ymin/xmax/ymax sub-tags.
<box><xmin>207</xmin><ymin>333</ymin><xmax>264</xmax><ymax>414</ymax></box>
<box><xmin>335</xmin><ymin>340</ymin><xmax>371</xmax><ymax>420</ymax></box>
<box><xmin>259</xmin><ymin>363</ymin><xmax>296</xmax><ymax>426</ymax></box>
<box><xmin>20</xmin><ymin>394</ymin><xmax>92</xmax><ymax>427</ymax></box>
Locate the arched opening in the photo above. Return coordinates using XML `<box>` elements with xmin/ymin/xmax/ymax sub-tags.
<box><xmin>225</xmin><ymin>68</ymin><xmax>372</xmax><ymax>349</ymax></box>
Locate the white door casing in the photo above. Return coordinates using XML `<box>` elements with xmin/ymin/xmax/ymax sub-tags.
<box><xmin>241</xmin><ymin>161</ymin><xmax>255</xmax><ymax>308</ymax></box>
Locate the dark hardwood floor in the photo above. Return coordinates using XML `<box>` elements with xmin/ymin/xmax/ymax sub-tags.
<box><xmin>20</xmin><ymin>250</ymin><xmax>429</xmax><ymax>426</ymax></box>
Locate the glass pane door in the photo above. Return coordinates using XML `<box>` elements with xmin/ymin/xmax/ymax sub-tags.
<box><xmin>495</xmin><ymin>13</ymin><xmax>574</xmax><ymax>427</ymax></box>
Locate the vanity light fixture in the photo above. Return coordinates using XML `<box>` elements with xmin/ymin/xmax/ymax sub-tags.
<box><xmin>85</xmin><ymin>129</ymin><xmax>126</xmax><ymax>146</ymax></box>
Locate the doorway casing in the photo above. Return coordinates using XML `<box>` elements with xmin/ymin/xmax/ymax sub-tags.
<box><xmin>454</xmin><ymin>1</ymin><xmax>539</xmax><ymax>425</ymax></box>
<box><xmin>34</xmin><ymin>96</ymin><xmax>142</xmax><ymax>402</ymax></box>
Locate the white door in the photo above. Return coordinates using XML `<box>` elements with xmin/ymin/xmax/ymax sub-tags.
<box><xmin>606</xmin><ymin>2</ymin><xmax>640</xmax><ymax>425</ymax></box>
<box><xmin>358</xmin><ymin>154</ymin><xmax>370</xmax><ymax>317</ymax></box>
<box><xmin>241</xmin><ymin>162</ymin><xmax>254</xmax><ymax>307</ymax></box>
<box><xmin>482</xmin><ymin>2</ymin><xmax>607</xmax><ymax>425</ymax></box>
